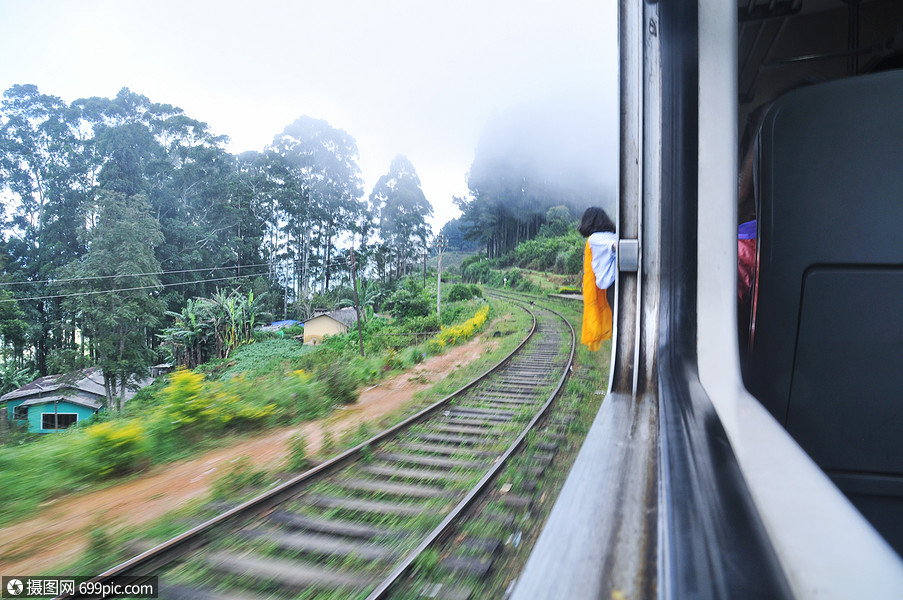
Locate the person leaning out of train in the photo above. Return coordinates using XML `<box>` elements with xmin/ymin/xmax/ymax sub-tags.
<box><xmin>578</xmin><ymin>207</ymin><xmax>617</xmax><ymax>351</ymax></box>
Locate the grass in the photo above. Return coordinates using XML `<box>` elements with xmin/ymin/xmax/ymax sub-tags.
<box><xmin>217</xmin><ymin>339</ymin><xmax>317</xmax><ymax>380</ymax></box>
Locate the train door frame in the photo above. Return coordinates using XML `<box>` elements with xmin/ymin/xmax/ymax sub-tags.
<box><xmin>512</xmin><ymin>1</ymin><xmax>903</xmax><ymax>598</ymax></box>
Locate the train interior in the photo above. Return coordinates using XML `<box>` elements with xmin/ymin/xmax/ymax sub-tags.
<box><xmin>738</xmin><ymin>0</ymin><xmax>903</xmax><ymax>556</ymax></box>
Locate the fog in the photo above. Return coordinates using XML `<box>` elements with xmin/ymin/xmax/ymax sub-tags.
<box><xmin>0</xmin><ymin>0</ymin><xmax>618</xmax><ymax>230</ymax></box>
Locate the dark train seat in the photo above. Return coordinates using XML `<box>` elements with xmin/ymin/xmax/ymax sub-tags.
<box><xmin>746</xmin><ymin>71</ymin><xmax>903</xmax><ymax>555</ymax></box>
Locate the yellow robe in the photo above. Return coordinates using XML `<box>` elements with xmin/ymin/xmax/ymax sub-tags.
<box><xmin>581</xmin><ymin>241</ymin><xmax>612</xmax><ymax>351</ymax></box>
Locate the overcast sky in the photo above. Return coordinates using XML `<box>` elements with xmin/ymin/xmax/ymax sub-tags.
<box><xmin>0</xmin><ymin>0</ymin><xmax>618</xmax><ymax>231</ymax></box>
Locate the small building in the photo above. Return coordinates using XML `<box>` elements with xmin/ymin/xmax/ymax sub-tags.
<box><xmin>302</xmin><ymin>308</ymin><xmax>358</xmax><ymax>345</ymax></box>
<box><xmin>149</xmin><ymin>363</ymin><xmax>174</xmax><ymax>378</ymax></box>
<box><xmin>0</xmin><ymin>368</ymin><xmax>148</xmax><ymax>433</ymax></box>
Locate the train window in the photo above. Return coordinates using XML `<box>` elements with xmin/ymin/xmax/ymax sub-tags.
<box><xmin>738</xmin><ymin>0</ymin><xmax>903</xmax><ymax>556</ymax></box>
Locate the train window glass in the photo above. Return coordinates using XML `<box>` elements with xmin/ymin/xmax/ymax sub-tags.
<box><xmin>738</xmin><ymin>0</ymin><xmax>903</xmax><ymax>557</ymax></box>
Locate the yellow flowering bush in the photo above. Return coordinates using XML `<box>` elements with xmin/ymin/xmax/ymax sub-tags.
<box><xmin>161</xmin><ymin>368</ymin><xmax>207</xmax><ymax>425</ymax></box>
<box><xmin>159</xmin><ymin>368</ymin><xmax>275</xmax><ymax>431</ymax></box>
<box><xmin>84</xmin><ymin>419</ymin><xmax>148</xmax><ymax>478</ymax></box>
<box><xmin>428</xmin><ymin>305</ymin><xmax>490</xmax><ymax>353</ymax></box>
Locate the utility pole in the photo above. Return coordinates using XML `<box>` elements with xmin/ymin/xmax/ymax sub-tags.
<box><xmin>351</xmin><ymin>242</ymin><xmax>364</xmax><ymax>357</ymax></box>
<box><xmin>434</xmin><ymin>234</ymin><xmax>448</xmax><ymax>323</ymax></box>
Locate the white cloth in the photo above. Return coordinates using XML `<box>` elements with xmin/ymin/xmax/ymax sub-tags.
<box><xmin>587</xmin><ymin>232</ymin><xmax>617</xmax><ymax>290</ymax></box>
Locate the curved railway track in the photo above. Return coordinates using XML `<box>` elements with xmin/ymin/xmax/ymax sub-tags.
<box><xmin>64</xmin><ymin>298</ymin><xmax>575</xmax><ymax>600</ymax></box>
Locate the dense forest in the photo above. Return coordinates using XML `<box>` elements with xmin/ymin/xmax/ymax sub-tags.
<box><xmin>0</xmin><ymin>84</ymin><xmax>609</xmax><ymax>396</ymax></box>
<box><xmin>454</xmin><ymin>103</ymin><xmax>614</xmax><ymax>258</ymax></box>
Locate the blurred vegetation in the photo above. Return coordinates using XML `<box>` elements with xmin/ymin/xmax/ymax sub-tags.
<box><xmin>0</xmin><ymin>283</ymin><xmax>494</xmax><ymax>526</ymax></box>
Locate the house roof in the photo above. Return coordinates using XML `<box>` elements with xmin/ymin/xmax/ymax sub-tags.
<box><xmin>305</xmin><ymin>307</ymin><xmax>358</xmax><ymax>328</ymax></box>
<box><xmin>18</xmin><ymin>395</ymin><xmax>103</xmax><ymax>410</ymax></box>
<box><xmin>0</xmin><ymin>368</ymin><xmax>106</xmax><ymax>402</ymax></box>
<box><xmin>0</xmin><ymin>367</ymin><xmax>151</xmax><ymax>406</ymax></box>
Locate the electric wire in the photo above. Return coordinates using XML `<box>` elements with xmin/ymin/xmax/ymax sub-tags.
<box><xmin>0</xmin><ymin>262</ymin><xmax>274</xmax><ymax>288</ymax></box>
<box><xmin>0</xmin><ymin>273</ymin><xmax>268</xmax><ymax>304</ymax></box>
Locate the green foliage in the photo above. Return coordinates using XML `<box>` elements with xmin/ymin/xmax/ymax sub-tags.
<box><xmin>0</xmin><ymin>361</ymin><xmax>35</xmax><ymax>396</ymax></box>
<box><xmin>461</xmin><ymin>231</ymin><xmax>582</xmax><ymax>292</ymax></box>
<box><xmin>384</xmin><ymin>277</ymin><xmax>432</xmax><ymax>319</ymax></box>
<box><xmin>218</xmin><ymin>338</ymin><xmax>314</xmax><ymax>380</ymax></box>
<box><xmin>158</xmin><ymin>369</ymin><xmax>276</xmax><ymax>433</ymax></box>
<box><xmin>454</xmin><ymin>105</ymin><xmax>604</xmax><ymax>258</ymax></box>
<box><xmin>286</xmin><ymin>432</ymin><xmax>310</xmax><ymax>472</ymax></box>
<box><xmin>82</xmin><ymin>526</ymin><xmax>115</xmax><ymax>573</ymax></box>
<box><xmin>45</xmin><ymin>348</ymin><xmax>93</xmax><ymax>376</ymax></box>
<box><xmin>210</xmin><ymin>456</ymin><xmax>269</xmax><ymax>500</ymax></box>
<box><xmin>84</xmin><ymin>420</ymin><xmax>149</xmax><ymax>478</ymax></box>
<box><xmin>447</xmin><ymin>282</ymin><xmax>479</xmax><ymax>302</ymax></box>
<box><xmin>504</xmin><ymin>229</ymin><xmax>583</xmax><ymax>274</ymax></box>
<box><xmin>353</xmin><ymin>422</ymin><xmax>373</xmax><ymax>445</ymax></box>
<box><xmin>0</xmin><ymin>290</ymin><xmax>28</xmax><ymax>357</ymax></box>
<box><xmin>58</xmin><ymin>191</ymin><xmax>166</xmax><ymax>409</ymax></box>
<box><xmin>370</xmin><ymin>155</ymin><xmax>433</xmax><ymax>282</ymax></box>
<box><xmin>321</xmin><ymin>428</ymin><xmax>336</xmax><ymax>456</ymax></box>
<box><xmin>0</xmin><ymin>431</ymin><xmax>94</xmax><ymax>525</ymax></box>
<box><xmin>401</xmin><ymin>347</ymin><xmax>426</xmax><ymax>366</ymax></box>
<box><xmin>404</xmin><ymin>314</ymin><xmax>440</xmax><ymax>333</ymax></box>
<box><xmin>412</xmin><ymin>547</ymin><xmax>441</xmax><ymax>577</ymax></box>
<box><xmin>281</xmin><ymin>324</ymin><xmax>304</xmax><ymax>337</ymax></box>
<box><xmin>438</xmin><ymin>218</ymin><xmax>481</xmax><ymax>252</ymax></box>
<box><xmin>360</xmin><ymin>442</ymin><xmax>374</xmax><ymax>464</ymax></box>
<box><xmin>160</xmin><ymin>289</ymin><xmax>261</xmax><ymax>369</ymax></box>
<box><xmin>313</xmin><ymin>360</ymin><xmax>359</xmax><ymax>405</ymax></box>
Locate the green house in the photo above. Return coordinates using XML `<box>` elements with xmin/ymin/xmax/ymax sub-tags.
<box><xmin>22</xmin><ymin>396</ymin><xmax>102</xmax><ymax>432</ymax></box>
<box><xmin>1</xmin><ymin>368</ymin><xmax>108</xmax><ymax>433</ymax></box>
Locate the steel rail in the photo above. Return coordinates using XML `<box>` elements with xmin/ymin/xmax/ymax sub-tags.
<box><xmin>364</xmin><ymin>296</ymin><xmax>576</xmax><ymax>599</ymax></box>
<box><xmin>57</xmin><ymin>296</ymin><xmax>545</xmax><ymax>600</ymax></box>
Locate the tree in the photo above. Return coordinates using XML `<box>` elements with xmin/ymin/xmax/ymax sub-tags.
<box><xmin>0</xmin><ymin>290</ymin><xmax>28</xmax><ymax>363</ymax></box>
<box><xmin>159</xmin><ymin>288</ymin><xmax>259</xmax><ymax>369</ymax></box>
<box><xmin>0</xmin><ymin>84</ymin><xmax>94</xmax><ymax>374</ymax></box>
<box><xmin>438</xmin><ymin>217</ymin><xmax>480</xmax><ymax>252</ymax></box>
<box><xmin>369</xmin><ymin>155</ymin><xmax>433</xmax><ymax>282</ymax></box>
<box><xmin>59</xmin><ymin>191</ymin><xmax>165</xmax><ymax>410</ymax></box>
<box><xmin>269</xmin><ymin>116</ymin><xmax>365</xmax><ymax>297</ymax></box>
<box><xmin>457</xmin><ymin>104</ymin><xmax>612</xmax><ymax>258</ymax></box>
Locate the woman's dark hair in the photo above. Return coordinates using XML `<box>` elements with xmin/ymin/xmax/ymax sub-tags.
<box><xmin>578</xmin><ymin>207</ymin><xmax>616</xmax><ymax>236</ymax></box>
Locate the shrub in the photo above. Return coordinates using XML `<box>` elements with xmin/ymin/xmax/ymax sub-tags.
<box><xmin>385</xmin><ymin>279</ymin><xmax>432</xmax><ymax>319</ymax></box>
<box><xmin>210</xmin><ymin>456</ymin><xmax>268</xmax><ymax>499</ymax></box>
<box><xmin>447</xmin><ymin>283</ymin><xmax>477</xmax><ymax>302</ymax></box>
<box><xmin>428</xmin><ymin>305</ymin><xmax>490</xmax><ymax>353</ymax></box>
<box><xmin>502</xmin><ymin>230</ymin><xmax>584</xmax><ymax>274</ymax></box>
<box><xmin>314</xmin><ymin>360</ymin><xmax>359</xmax><ymax>404</ymax></box>
<box><xmin>157</xmin><ymin>369</ymin><xmax>275</xmax><ymax>433</ymax></box>
<box><xmin>404</xmin><ymin>314</ymin><xmax>440</xmax><ymax>333</ymax></box>
<box><xmin>287</xmin><ymin>432</ymin><xmax>310</xmax><ymax>472</ymax></box>
<box><xmin>401</xmin><ymin>347</ymin><xmax>426</xmax><ymax>366</ymax></box>
<box><xmin>84</xmin><ymin>420</ymin><xmax>149</xmax><ymax>478</ymax></box>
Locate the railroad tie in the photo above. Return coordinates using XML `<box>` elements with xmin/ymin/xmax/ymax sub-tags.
<box><xmin>205</xmin><ymin>551</ymin><xmax>374</xmax><ymax>591</ymax></box>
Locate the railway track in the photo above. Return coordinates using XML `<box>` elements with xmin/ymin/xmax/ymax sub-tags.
<box><xmin>66</xmin><ymin>298</ymin><xmax>574</xmax><ymax>600</ymax></box>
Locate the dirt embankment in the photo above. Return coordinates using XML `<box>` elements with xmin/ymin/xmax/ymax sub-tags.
<box><xmin>0</xmin><ymin>336</ymin><xmax>489</xmax><ymax>576</ymax></box>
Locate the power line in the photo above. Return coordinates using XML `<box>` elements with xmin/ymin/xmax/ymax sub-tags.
<box><xmin>0</xmin><ymin>252</ymin><xmax>376</xmax><ymax>289</ymax></box>
<box><xmin>0</xmin><ymin>262</ymin><xmax>274</xmax><ymax>288</ymax></box>
<box><xmin>0</xmin><ymin>250</ymin><xmax>418</xmax><ymax>303</ymax></box>
<box><xmin>0</xmin><ymin>272</ymin><xmax>268</xmax><ymax>304</ymax></box>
